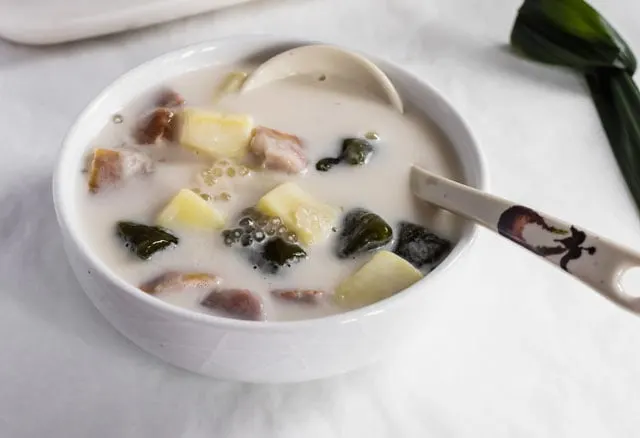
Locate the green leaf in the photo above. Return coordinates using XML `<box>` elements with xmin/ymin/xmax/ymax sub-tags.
<box><xmin>510</xmin><ymin>0</ymin><xmax>640</xmax><ymax>216</ymax></box>
<box><xmin>587</xmin><ymin>70</ymin><xmax>640</xmax><ymax>209</ymax></box>
<box><xmin>511</xmin><ymin>0</ymin><xmax>636</xmax><ymax>73</ymax></box>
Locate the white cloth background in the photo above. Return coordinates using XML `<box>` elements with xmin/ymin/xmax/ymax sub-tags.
<box><xmin>1</xmin><ymin>0</ymin><xmax>640</xmax><ymax>436</ymax></box>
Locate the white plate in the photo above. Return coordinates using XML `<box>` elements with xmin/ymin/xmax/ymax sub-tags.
<box><xmin>0</xmin><ymin>0</ymin><xmax>256</xmax><ymax>45</ymax></box>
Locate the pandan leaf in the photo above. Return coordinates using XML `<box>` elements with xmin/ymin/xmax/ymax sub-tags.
<box><xmin>511</xmin><ymin>0</ymin><xmax>636</xmax><ymax>73</ymax></box>
<box><xmin>511</xmin><ymin>0</ymin><xmax>640</xmax><ymax>215</ymax></box>
<box><xmin>587</xmin><ymin>70</ymin><xmax>640</xmax><ymax>210</ymax></box>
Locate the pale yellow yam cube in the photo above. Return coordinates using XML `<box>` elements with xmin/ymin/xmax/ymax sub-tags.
<box><xmin>335</xmin><ymin>251</ymin><xmax>424</xmax><ymax>309</ymax></box>
<box><xmin>157</xmin><ymin>189</ymin><xmax>225</xmax><ymax>230</ymax></box>
<box><xmin>179</xmin><ymin>108</ymin><xmax>253</xmax><ymax>159</ymax></box>
<box><xmin>256</xmin><ymin>182</ymin><xmax>338</xmax><ymax>245</ymax></box>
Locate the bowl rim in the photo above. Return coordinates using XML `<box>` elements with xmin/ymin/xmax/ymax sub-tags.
<box><xmin>53</xmin><ymin>34</ymin><xmax>488</xmax><ymax>332</ymax></box>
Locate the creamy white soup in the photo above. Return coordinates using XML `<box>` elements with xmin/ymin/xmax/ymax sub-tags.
<box><xmin>76</xmin><ymin>60</ymin><xmax>463</xmax><ymax>322</ymax></box>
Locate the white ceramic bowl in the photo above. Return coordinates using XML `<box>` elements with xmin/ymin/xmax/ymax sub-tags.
<box><xmin>53</xmin><ymin>35</ymin><xmax>487</xmax><ymax>383</ymax></box>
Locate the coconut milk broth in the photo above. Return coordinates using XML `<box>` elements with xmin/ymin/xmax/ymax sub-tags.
<box><xmin>75</xmin><ymin>64</ymin><xmax>464</xmax><ymax>321</ymax></box>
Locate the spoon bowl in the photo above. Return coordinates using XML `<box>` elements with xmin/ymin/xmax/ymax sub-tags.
<box><xmin>240</xmin><ymin>44</ymin><xmax>404</xmax><ymax>113</ymax></box>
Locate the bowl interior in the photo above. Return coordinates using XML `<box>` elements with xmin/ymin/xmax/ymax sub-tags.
<box><xmin>54</xmin><ymin>35</ymin><xmax>487</xmax><ymax>328</ymax></box>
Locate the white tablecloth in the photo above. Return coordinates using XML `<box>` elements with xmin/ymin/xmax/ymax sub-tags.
<box><xmin>2</xmin><ymin>0</ymin><xmax>640</xmax><ymax>436</ymax></box>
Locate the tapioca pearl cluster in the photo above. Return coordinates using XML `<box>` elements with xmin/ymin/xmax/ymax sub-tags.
<box><xmin>196</xmin><ymin>159</ymin><xmax>252</xmax><ymax>202</ymax></box>
<box><xmin>222</xmin><ymin>208</ymin><xmax>298</xmax><ymax>248</ymax></box>
<box><xmin>200</xmin><ymin>159</ymin><xmax>251</xmax><ymax>186</ymax></box>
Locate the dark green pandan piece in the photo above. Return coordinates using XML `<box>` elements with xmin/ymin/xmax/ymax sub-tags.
<box><xmin>393</xmin><ymin>222</ymin><xmax>451</xmax><ymax>270</ymax></box>
<box><xmin>315</xmin><ymin>157</ymin><xmax>341</xmax><ymax>172</ymax></box>
<box><xmin>316</xmin><ymin>137</ymin><xmax>375</xmax><ymax>172</ymax></box>
<box><xmin>340</xmin><ymin>138</ymin><xmax>374</xmax><ymax>165</ymax></box>
<box><xmin>511</xmin><ymin>0</ymin><xmax>640</xmax><ymax>213</ymax></box>
<box><xmin>252</xmin><ymin>237</ymin><xmax>307</xmax><ymax>274</ymax></box>
<box><xmin>337</xmin><ymin>208</ymin><xmax>393</xmax><ymax>258</ymax></box>
<box><xmin>116</xmin><ymin>221</ymin><xmax>179</xmax><ymax>260</ymax></box>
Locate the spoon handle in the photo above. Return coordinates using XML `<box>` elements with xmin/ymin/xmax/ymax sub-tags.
<box><xmin>411</xmin><ymin>165</ymin><xmax>640</xmax><ymax>314</ymax></box>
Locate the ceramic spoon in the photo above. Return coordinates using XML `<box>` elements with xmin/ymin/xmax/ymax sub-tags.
<box><xmin>240</xmin><ymin>44</ymin><xmax>404</xmax><ymax>113</ymax></box>
<box><xmin>410</xmin><ymin>165</ymin><xmax>640</xmax><ymax>315</ymax></box>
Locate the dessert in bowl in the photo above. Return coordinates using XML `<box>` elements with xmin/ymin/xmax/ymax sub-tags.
<box><xmin>53</xmin><ymin>36</ymin><xmax>486</xmax><ymax>382</ymax></box>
